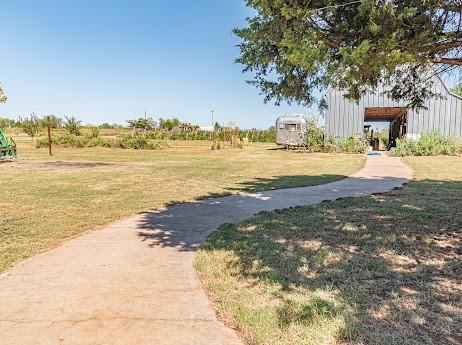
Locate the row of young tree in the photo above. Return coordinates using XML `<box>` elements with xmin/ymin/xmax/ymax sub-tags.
<box><xmin>126</xmin><ymin>117</ymin><xmax>183</xmax><ymax>131</ymax></box>
<box><xmin>0</xmin><ymin>114</ymin><xmax>185</xmax><ymax>135</ymax></box>
<box><xmin>0</xmin><ymin>114</ymin><xmax>277</xmax><ymax>142</ymax></box>
<box><xmin>0</xmin><ymin>114</ymin><xmax>84</xmax><ymax>138</ymax></box>
<box><xmin>2</xmin><ymin>115</ymin><xmax>198</xmax><ymax>133</ymax></box>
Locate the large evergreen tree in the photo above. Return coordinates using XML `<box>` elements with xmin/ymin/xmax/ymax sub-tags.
<box><xmin>235</xmin><ymin>1</ymin><xmax>462</xmax><ymax>109</ymax></box>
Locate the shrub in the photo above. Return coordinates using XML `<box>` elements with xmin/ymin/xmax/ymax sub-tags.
<box><xmin>119</xmin><ymin>133</ymin><xmax>167</xmax><ymax>150</ymax></box>
<box><xmin>340</xmin><ymin>134</ymin><xmax>368</xmax><ymax>154</ymax></box>
<box><xmin>89</xmin><ymin>126</ymin><xmax>101</xmax><ymax>138</ymax></box>
<box><xmin>323</xmin><ymin>143</ymin><xmax>343</xmax><ymax>153</ymax></box>
<box><xmin>36</xmin><ymin>133</ymin><xmax>168</xmax><ymax>150</ymax></box>
<box><xmin>319</xmin><ymin>134</ymin><xmax>367</xmax><ymax>154</ymax></box>
<box><xmin>36</xmin><ymin>134</ymin><xmax>111</xmax><ymax>148</ymax></box>
<box><xmin>375</xmin><ymin>129</ymin><xmax>390</xmax><ymax>149</ymax></box>
<box><xmin>390</xmin><ymin>132</ymin><xmax>461</xmax><ymax>157</ymax></box>
<box><xmin>111</xmin><ymin>137</ymin><xmax>121</xmax><ymax>148</ymax></box>
<box><xmin>418</xmin><ymin>132</ymin><xmax>459</xmax><ymax>155</ymax></box>
<box><xmin>143</xmin><ymin>128</ymin><xmax>274</xmax><ymax>143</ymax></box>
<box><xmin>304</xmin><ymin>121</ymin><xmax>325</xmax><ymax>151</ymax></box>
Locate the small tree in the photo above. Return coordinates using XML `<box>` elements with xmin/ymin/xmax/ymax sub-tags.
<box><xmin>49</xmin><ymin>115</ymin><xmax>63</xmax><ymax>128</ymax></box>
<box><xmin>0</xmin><ymin>117</ymin><xmax>16</xmax><ymax>129</ymax></box>
<box><xmin>159</xmin><ymin>117</ymin><xmax>181</xmax><ymax>131</ymax></box>
<box><xmin>127</xmin><ymin>117</ymin><xmax>157</xmax><ymax>130</ymax></box>
<box><xmin>64</xmin><ymin>116</ymin><xmax>82</xmax><ymax>136</ymax></box>
<box><xmin>38</xmin><ymin>115</ymin><xmax>63</xmax><ymax>129</ymax></box>
<box><xmin>22</xmin><ymin>114</ymin><xmax>41</xmax><ymax>139</ymax></box>
<box><xmin>213</xmin><ymin>122</ymin><xmax>222</xmax><ymax>131</ymax></box>
<box><xmin>89</xmin><ymin>126</ymin><xmax>101</xmax><ymax>138</ymax></box>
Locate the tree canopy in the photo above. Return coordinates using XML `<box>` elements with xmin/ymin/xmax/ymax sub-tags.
<box><xmin>235</xmin><ymin>1</ymin><xmax>462</xmax><ymax>109</ymax></box>
<box><xmin>159</xmin><ymin>117</ymin><xmax>181</xmax><ymax>130</ymax></box>
<box><xmin>127</xmin><ymin>117</ymin><xmax>157</xmax><ymax>130</ymax></box>
<box><xmin>21</xmin><ymin>114</ymin><xmax>41</xmax><ymax>138</ymax></box>
<box><xmin>0</xmin><ymin>85</ymin><xmax>6</xmax><ymax>103</ymax></box>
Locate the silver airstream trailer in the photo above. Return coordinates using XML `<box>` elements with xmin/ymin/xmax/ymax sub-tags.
<box><xmin>276</xmin><ymin>114</ymin><xmax>307</xmax><ymax>146</ymax></box>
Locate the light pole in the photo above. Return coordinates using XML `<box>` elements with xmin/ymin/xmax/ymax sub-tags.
<box><xmin>211</xmin><ymin>110</ymin><xmax>214</xmax><ymax>129</ymax></box>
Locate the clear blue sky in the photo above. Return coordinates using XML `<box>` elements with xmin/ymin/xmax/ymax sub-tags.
<box><xmin>0</xmin><ymin>0</ymin><xmax>310</xmax><ymax>129</ymax></box>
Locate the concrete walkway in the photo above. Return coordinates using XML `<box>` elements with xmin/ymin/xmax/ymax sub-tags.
<box><xmin>0</xmin><ymin>155</ymin><xmax>413</xmax><ymax>345</ymax></box>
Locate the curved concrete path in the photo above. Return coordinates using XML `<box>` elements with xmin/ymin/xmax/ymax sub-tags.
<box><xmin>0</xmin><ymin>155</ymin><xmax>412</xmax><ymax>345</ymax></box>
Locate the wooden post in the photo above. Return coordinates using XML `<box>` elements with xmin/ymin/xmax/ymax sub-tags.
<box><xmin>47</xmin><ymin>116</ymin><xmax>52</xmax><ymax>156</ymax></box>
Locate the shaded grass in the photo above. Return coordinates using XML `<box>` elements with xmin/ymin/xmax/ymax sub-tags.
<box><xmin>196</xmin><ymin>156</ymin><xmax>462</xmax><ymax>345</ymax></box>
<box><xmin>0</xmin><ymin>141</ymin><xmax>364</xmax><ymax>272</ymax></box>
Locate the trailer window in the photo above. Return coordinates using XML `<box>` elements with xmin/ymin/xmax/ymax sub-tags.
<box><xmin>284</xmin><ymin>124</ymin><xmax>298</xmax><ymax>131</ymax></box>
<box><xmin>278</xmin><ymin>123</ymin><xmax>284</xmax><ymax>129</ymax></box>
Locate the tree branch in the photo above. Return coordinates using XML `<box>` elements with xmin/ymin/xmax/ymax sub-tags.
<box><xmin>429</xmin><ymin>40</ymin><xmax>462</xmax><ymax>52</ymax></box>
<box><xmin>432</xmin><ymin>57</ymin><xmax>462</xmax><ymax>65</ymax></box>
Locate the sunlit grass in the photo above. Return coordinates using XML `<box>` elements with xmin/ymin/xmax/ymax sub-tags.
<box><xmin>1</xmin><ymin>141</ymin><xmax>364</xmax><ymax>272</ymax></box>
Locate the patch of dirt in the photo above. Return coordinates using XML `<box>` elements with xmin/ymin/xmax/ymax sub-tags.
<box><xmin>1</xmin><ymin>160</ymin><xmax>145</xmax><ymax>172</ymax></box>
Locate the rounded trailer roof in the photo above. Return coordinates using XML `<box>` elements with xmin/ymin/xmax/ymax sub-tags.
<box><xmin>276</xmin><ymin>114</ymin><xmax>307</xmax><ymax>125</ymax></box>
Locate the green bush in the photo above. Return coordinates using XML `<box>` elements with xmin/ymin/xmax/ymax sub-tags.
<box><xmin>143</xmin><ymin>128</ymin><xmax>275</xmax><ymax>143</ymax></box>
<box><xmin>303</xmin><ymin>121</ymin><xmax>325</xmax><ymax>151</ymax></box>
<box><xmin>36</xmin><ymin>133</ymin><xmax>168</xmax><ymax>150</ymax></box>
<box><xmin>119</xmin><ymin>133</ymin><xmax>167</xmax><ymax>150</ymax></box>
<box><xmin>390</xmin><ymin>132</ymin><xmax>462</xmax><ymax>157</ymax></box>
<box><xmin>375</xmin><ymin>129</ymin><xmax>390</xmax><ymax>149</ymax></box>
<box><xmin>89</xmin><ymin>126</ymin><xmax>101</xmax><ymax>138</ymax></box>
<box><xmin>36</xmin><ymin>134</ymin><xmax>112</xmax><ymax>148</ymax></box>
<box><xmin>323</xmin><ymin>134</ymin><xmax>367</xmax><ymax>154</ymax></box>
<box><xmin>341</xmin><ymin>135</ymin><xmax>368</xmax><ymax>153</ymax></box>
<box><xmin>323</xmin><ymin>143</ymin><xmax>343</xmax><ymax>153</ymax></box>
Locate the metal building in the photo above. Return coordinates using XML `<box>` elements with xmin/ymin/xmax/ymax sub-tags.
<box><xmin>276</xmin><ymin>114</ymin><xmax>307</xmax><ymax>146</ymax></box>
<box><xmin>325</xmin><ymin>74</ymin><xmax>462</xmax><ymax>142</ymax></box>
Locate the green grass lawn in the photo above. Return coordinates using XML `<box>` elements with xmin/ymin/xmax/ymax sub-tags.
<box><xmin>196</xmin><ymin>156</ymin><xmax>462</xmax><ymax>345</ymax></box>
<box><xmin>0</xmin><ymin>141</ymin><xmax>364</xmax><ymax>273</ymax></box>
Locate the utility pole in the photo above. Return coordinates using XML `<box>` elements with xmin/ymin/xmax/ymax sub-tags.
<box><xmin>211</xmin><ymin>110</ymin><xmax>214</xmax><ymax>128</ymax></box>
<box><xmin>47</xmin><ymin>115</ymin><xmax>52</xmax><ymax>156</ymax></box>
<box><xmin>144</xmin><ymin>109</ymin><xmax>147</xmax><ymax>132</ymax></box>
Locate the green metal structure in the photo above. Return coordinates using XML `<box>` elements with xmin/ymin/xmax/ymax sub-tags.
<box><xmin>0</xmin><ymin>128</ymin><xmax>17</xmax><ymax>159</ymax></box>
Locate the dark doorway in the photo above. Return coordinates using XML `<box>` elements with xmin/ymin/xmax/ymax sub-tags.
<box><xmin>364</xmin><ymin>107</ymin><xmax>407</xmax><ymax>150</ymax></box>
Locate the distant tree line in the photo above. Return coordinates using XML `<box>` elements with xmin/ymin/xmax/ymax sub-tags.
<box><xmin>126</xmin><ymin>117</ymin><xmax>182</xmax><ymax>131</ymax></box>
<box><xmin>0</xmin><ymin>113</ymin><xmax>277</xmax><ymax>143</ymax></box>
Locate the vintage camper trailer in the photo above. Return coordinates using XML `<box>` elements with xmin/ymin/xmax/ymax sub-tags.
<box><xmin>276</xmin><ymin>114</ymin><xmax>307</xmax><ymax>146</ymax></box>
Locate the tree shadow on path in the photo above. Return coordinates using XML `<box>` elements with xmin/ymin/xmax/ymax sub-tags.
<box><xmin>136</xmin><ymin>173</ymin><xmax>348</xmax><ymax>251</ymax></box>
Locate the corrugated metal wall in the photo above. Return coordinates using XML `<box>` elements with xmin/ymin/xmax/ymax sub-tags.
<box><xmin>325</xmin><ymin>75</ymin><xmax>462</xmax><ymax>140</ymax></box>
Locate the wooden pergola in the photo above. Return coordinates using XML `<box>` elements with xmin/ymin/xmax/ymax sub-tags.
<box><xmin>364</xmin><ymin>107</ymin><xmax>407</xmax><ymax>121</ymax></box>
